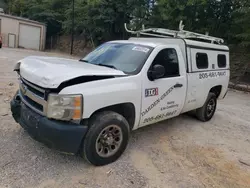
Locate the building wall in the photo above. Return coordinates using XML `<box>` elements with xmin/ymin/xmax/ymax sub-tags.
<box><xmin>0</xmin><ymin>15</ymin><xmax>46</xmax><ymax>50</ymax></box>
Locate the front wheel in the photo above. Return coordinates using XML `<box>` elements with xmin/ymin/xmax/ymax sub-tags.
<box><xmin>196</xmin><ymin>93</ymin><xmax>217</xmax><ymax>122</ymax></box>
<box><xmin>81</xmin><ymin>111</ymin><xmax>130</xmax><ymax>166</ymax></box>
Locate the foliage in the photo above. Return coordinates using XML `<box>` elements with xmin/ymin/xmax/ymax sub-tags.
<box><xmin>1</xmin><ymin>0</ymin><xmax>250</xmax><ymax>46</ymax></box>
<box><xmin>3</xmin><ymin>0</ymin><xmax>70</xmax><ymax>37</ymax></box>
<box><xmin>232</xmin><ymin>0</ymin><xmax>250</xmax><ymax>47</ymax></box>
<box><xmin>63</xmin><ymin>0</ymin><xmax>152</xmax><ymax>44</ymax></box>
<box><xmin>0</xmin><ymin>0</ymin><xmax>7</xmax><ymax>10</ymax></box>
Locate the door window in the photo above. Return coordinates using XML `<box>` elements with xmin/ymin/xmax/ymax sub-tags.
<box><xmin>151</xmin><ymin>48</ymin><xmax>179</xmax><ymax>78</ymax></box>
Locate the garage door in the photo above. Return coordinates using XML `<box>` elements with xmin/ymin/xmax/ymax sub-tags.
<box><xmin>19</xmin><ymin>24</ymin><xmax>41</xmax><ymax>50</ymax></box>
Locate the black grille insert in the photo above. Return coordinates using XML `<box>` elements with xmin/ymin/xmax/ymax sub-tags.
<box><xmin>21</xmin><ymin>78</ymin><xmax>45</xmax><ymax>98</ymax></box>
<box><xmin>21</xmin><ymin>92</ymin><xmax>43</xmax><ymax>112</ymax></box>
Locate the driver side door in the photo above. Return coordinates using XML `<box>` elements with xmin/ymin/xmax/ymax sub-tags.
<box><xmin>139</xmin><ymin>46</ymin><xmax>187</xmax><ymax>127</ymax></box>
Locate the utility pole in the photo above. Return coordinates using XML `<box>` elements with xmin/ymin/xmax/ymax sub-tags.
<box><xmin>70</xmin><ymin>0</ymin><xmax>75</xmax><ymax>55</ymax></box>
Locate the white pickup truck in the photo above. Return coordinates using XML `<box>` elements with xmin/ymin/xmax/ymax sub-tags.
<box><xmin>11</xmin><ymin>28</ymin><xmax>230</xmax><ymax>166</ymax></box>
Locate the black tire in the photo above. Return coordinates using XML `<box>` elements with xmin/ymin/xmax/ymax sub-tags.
<box><xmin>186</xmin><ymin>110</ymin><xmax>196</xmax><ymax>117</ymax></box>
<box><xmin>81</xmin><ymin>111</ymin><xmax>130</xmax><ymax>166</ymax></box>
<box><xmin>0</xmin><ymin>43</ymin><xmax>2</xmax><ymax>48</ymax></box>
<box><xmin>196</xmin><ymin>93</ymin><xmax>217</xmax><ymax>122</ymax></box>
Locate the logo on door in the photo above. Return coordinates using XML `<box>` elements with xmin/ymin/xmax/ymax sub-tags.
<box><xmin>145</xmin><ymin>88</ymin><xmax>158</xmax><ymax>97</ymax></box>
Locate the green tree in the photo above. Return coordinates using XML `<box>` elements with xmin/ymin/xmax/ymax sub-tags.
<box><xmin>2</xmin><ymin>0</ymin><xmax>250</xmax><ymax>48</ymax></box>
<box><xmin>5</xmin><ymin>0</ymin><xmax>70</xmax><ymax>37</ymax></box>
<box><xmin>232</xmin><ymin>0</ymin><xmax>250</xmax><ymax>47</ymax></box>
<box><xmin>63</xmin><ymin>0</ymin><xmax>151</xmax><ymax>45</ymax></box>
<box><xmin>148</xmin><ymin>0</ymin><xmax>239</xmax><ymax>40</ymax></box>
<box><xmin>0</xmin><ymin>0</ymin><xmax>8</xmax><ymax>10</ymax></box>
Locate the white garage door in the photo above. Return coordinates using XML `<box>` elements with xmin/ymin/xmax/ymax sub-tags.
<box><xmin>19</xmin><ymin>24</ymin><xmax>41</xmax><ymax>50</ymax></box>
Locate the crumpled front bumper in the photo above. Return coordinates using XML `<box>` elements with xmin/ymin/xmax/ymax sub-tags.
<box><xmin>10</xmin><ymin>91</ymin><xmax>88</xmax><ymax>154</ymax></box>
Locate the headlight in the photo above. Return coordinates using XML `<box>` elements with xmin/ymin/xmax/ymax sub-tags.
<box><xmin>47</xmin><ymin>94</ymin><xmax>83</xmax><ymax>121</ymax></box>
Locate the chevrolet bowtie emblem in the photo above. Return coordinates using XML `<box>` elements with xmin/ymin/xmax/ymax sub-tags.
<box><xmin>23</xmin><ymin>85</ymin><xmax>28</xmax><ymax>95</ymax></box>
<box><xmin>21</xmin><ymin>83</ymin><xmax>28</xmax><ymax>95</ymax></box>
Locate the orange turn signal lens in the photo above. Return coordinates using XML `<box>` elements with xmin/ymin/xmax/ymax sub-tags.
<box><xmin>74</xmin><ymin>96</ymin><xmax>82</xmax><ymax>107</ymax></box>
<box><xmin>73</xmin><ymin>109</ymin><xmax>81</xmax><ymax>119</ymax></box>
<box><xmin>73</xmin><ymin>96</ymin><xmax>82</xmax><ymax>120</ymax></box>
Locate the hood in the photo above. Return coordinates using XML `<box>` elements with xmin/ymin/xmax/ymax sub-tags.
<box><xmin>18</xmin><ymin>56</ymin><xmax>126</xmax><ymax>88</ymax></box>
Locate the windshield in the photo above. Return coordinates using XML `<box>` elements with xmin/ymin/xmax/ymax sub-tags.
<box><xmin>80</xmin><ymin>42</ymin><xmax>153</xmax><ymax>74</ymax></box>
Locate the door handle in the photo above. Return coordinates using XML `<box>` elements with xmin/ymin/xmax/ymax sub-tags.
<box><xmin>174</xmin><ymin>83</ymin><xmax>183</xmax><ymax>88</ymax></box>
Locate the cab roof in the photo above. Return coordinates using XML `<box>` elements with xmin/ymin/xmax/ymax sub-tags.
<box><xmin>109</xmin><ymin>38</ymin><xmax>229</xmax><ymax>52</ymax></box>
<box><xmin>108</xmin><ymin>40</ymin><xmax>158</xmax><ymax>48</ymax></box>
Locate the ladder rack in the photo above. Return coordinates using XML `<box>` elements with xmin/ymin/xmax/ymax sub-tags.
<box><xmin>124</xmin><ymin>21</ymin><xmax>224</xmax><ymax>44</ymax></box>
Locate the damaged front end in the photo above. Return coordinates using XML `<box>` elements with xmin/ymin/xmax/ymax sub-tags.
<box><xmin>10</xmin><ymin>89</ymin><xmax>88</xmax><ymax>154</ymax></box>
<box><xmin>10</xmin><ymin>57</ymin><xmax>126</xmax><ymax>154</ymax></box>
<box><xmin>9</xmin><ymin>75</ymin><xmax>93</xmax><ymax>154</ymax></box>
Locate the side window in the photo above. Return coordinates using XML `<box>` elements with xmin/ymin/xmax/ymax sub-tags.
<box><xmin>196</xmin><ymin>53</ymin><xmax>208</xmax><ymax>69</ymax></box>
<box><xmin>218</xmin><ymin>54</ymin><xmax>226</xmax><ymax>68</ymax></box>
<box><xmin>151</xmin><ymin>48</ymin><xmax>179</xmax><ymax>78</ymax></box>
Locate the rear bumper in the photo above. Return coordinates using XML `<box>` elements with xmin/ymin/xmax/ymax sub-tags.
<box><xmin>10</xmin><ymin>91</ymin><xmax>88</xmax><ymax>154</ymax></box>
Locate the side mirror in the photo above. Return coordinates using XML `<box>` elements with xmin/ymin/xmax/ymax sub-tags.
<box><xmin>148</xmin><ymin>64</ymin><xmax>165</xmax><ymax>81</ymax></box>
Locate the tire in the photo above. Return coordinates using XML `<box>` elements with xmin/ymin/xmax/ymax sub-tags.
<box><xmin>0</xmin><ymin>43</ymin><xmax>2</xmax><ymax>48</ymax></box>
<box><xmin>81</xmin><ymin>111</ymin><xmax>130</xmax><ymax>166</ymax></box>
<box><xmin>196</xmin><ymin>93</ymin><xmax>217</xmax><ymax>122</ymax></box>
<box><xmin>186</xmin><ymin>110</ymin><xmax>196</xmax><ymax>117</ymax></box>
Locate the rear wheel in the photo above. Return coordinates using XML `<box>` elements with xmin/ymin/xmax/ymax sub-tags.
<box><xmin>81</xmin><ymin>111</ymin><xmax>130</xmax><ymax>166</ymax></box>
<box><xmin>196</xmin><ymin>93</ymin><xmax>217</xmax><ymax>122</ymax></box>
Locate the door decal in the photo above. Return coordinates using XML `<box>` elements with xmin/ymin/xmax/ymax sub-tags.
<box><xmin>141</xmin><ymin>85</ymin><xmax>175</xmax><ymax>117</ymax></box>
<box><xmin>143</xmin><ymin>110</ymin><xmax>177</xmax><ymax>124</ymax></box>
<box><xmin>145</xmin><ymin>88</ymin><xmax>158</xmax><ymax>97</ymax></box>
<box><xmin>160</xmin><ymin>101</ymin><xmax>179</xmax><ymax>111</ymax></box>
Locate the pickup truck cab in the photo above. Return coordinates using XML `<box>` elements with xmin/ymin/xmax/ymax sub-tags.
<box><xmin>11</xmin><ymin>29</ymin><xmax>230</xmax><ymax>166</ymax></box>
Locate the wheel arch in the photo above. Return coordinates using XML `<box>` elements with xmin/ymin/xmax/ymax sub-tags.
<box><xmin>209</xmin><ymin>85</ymin><xmax>222</xmax><ymax>98</ymax></box>
<box><xmin>89</xmin><ymin>103</ymin><xmax>136</xmax><ymax>130</ymax></box>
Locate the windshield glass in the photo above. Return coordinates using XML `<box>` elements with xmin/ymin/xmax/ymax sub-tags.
<box><xmin>81</xmin><ymin>42</ymin><xmax>153</xmax><ymax>74</ymax></box>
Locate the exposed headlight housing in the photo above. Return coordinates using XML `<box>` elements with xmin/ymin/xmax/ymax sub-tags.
<box><xmin>47</xmin><ymin>94</ymin><xmax>83</xmax><ymax>121</ymax></box>
<box><xmin>14</xmin><ymin>62</ymin><xmax>21</xmax><ymax>72</ymax></box>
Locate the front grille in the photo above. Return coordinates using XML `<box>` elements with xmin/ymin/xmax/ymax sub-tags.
<box><xmin>24</xmin><ymin>82</ymin><xmax>44</xmax><ymax>98</ymax></box>
<box><xmin>19</xmin><ymin>77</ymin><xmax>47</xmax><ymax>115</ymax></box>
<box><xmin>21</xmin><ymin>78</ymin><xmax>45</xmax><ymax>98</ymax></box>
<box><xmin>23</xmin><ymin>95</ymin><xmax>43</xmax><ymax>112</ymax></box>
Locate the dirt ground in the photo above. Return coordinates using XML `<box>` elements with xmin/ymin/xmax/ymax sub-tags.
<box><xmin>0</xmin><ymin>48</ymin><xmax>250</xmax><ymax>188</ymax></box>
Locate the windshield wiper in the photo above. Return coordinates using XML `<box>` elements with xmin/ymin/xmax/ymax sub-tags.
<box><xmin>79</xmin><ymin>60</ymin><xmax>117</xmax><ymax>70</ymax></box>
<box><xmin>97</xmin><ymin>63</ymin><xmax>117</xmax><ymax>70</ymax></box>
<box><xmin>79</xmin><ymin>59</ymin><xmax>88</xmax><ymax>62</ymax></box>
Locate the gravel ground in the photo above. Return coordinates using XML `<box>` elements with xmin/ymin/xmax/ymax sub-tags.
<box><xmin>0</xmin><ymin>48</ymin><xmax>250</xmax><ymax>188</ymax></box>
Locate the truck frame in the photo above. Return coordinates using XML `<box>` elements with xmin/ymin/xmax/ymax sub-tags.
<box><xmin>10</xmin><ymin>22</ymin><xmax>230</xmax><ymax>166</ymax></box>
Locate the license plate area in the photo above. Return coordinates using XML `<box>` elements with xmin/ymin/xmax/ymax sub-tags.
<box><xmin>20</xmin><ymin>103</ymin><xmax>40</xmax><ymax>129</ymax></box>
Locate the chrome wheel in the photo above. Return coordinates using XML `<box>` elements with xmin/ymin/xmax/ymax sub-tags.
<box><xmin>95</xmin><ymin>125</ymin><xmax>123</xmax><ymax>158</ymax></box>
<box><xmin>207</xmin><ymin>98</ymin><xmax>216</xmax><ymax>117</ymax></box>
